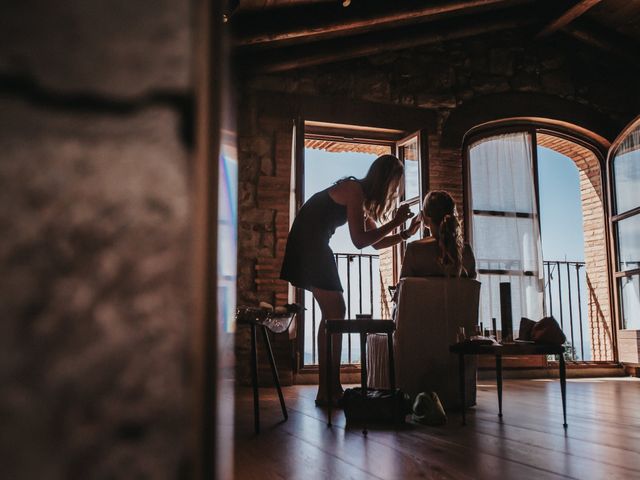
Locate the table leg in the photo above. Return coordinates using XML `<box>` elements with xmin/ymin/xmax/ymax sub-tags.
<box><xmin>559</xmin><ymin>353</ymin><xmax>568</xmax><ymax>428</ymax></box>
<box><xmin>326</xmin><ymin>325</ymin><xmax>332</xmax><ymax>427</ymax></box>
<box><xmin>360</xmin><ymin>332</ymin><xmax>367</xmax><ymax>392</ymax></box>
<box><xmin>496</xmin><ymin>354</ymin><xmax>503</xmax><ymax>418</ymax></box>
<box><xmin>261</xmin><ymin>326</ymin><xmax>288</xmax><ymax>421</ymax></box>
<box><xmin>250</xmin><ymin>324</ymin><xmax>260</xmax><ymax>434</ymax></box>
<box><xmin>459</xmin><ymin>353</ymin><xmax>466</xmax><ymax>426</ymax></box>
<box><xmin>387</xmin><ymin>332</ymin><xmax>396</xmax><ymax>390</ymax></box>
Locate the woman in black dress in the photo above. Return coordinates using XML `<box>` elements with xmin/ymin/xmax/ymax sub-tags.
<box><xmin>281</xmin><ymin>154</ymin><xmax>421</xmax><ymax>405</ymax></box>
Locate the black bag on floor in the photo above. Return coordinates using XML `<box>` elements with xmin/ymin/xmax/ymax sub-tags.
<box><xmin>342</xmin><ymin>388</ymin><xmax>411</xmax><ymax>424</ymax></box>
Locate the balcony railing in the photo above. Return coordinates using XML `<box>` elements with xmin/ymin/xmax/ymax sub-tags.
<box><xmin>303</xmin><ymin>252</ymin><xmax>381</xmax><ymax>366</ymax></box>
<box><xmin>543</xmin><ymin>260</ymin><xmax>588</xmax><ymax>361</ymax></box>
<box><xmin>301</xmin><ymin>255</ymin><xmax>590</xmax><ymax>366</ymax></box>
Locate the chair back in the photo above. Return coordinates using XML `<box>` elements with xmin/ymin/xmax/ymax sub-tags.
<box><xmin>394</xmin><ymin>276</ymin><xmax>481</xmax><ymax>408</ymax></box>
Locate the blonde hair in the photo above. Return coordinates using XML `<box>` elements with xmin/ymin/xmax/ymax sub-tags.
<box><xmin>423</xmin><ymin>190</ymin><xmax>466</xmax><ymax>276</ymax></box>
<box><xmin>360</xmin><ymin>154</ymin><xmax>404</xmax><ymax>222</ymax></box>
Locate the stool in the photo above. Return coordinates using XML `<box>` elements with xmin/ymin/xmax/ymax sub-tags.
<box><xmin>237</xmin><ymin>306</ymin><xmax>299</xmax><ymax>434</ymax></box>
<box><xmin>325</xmin><ymin>319</ymin><xmax>396</xmax><ymax>427</ymax></box>
<box><xmin>248</xmin><ymin>323</ymin><xmax>288</xmax><ymax>434</ymax></box>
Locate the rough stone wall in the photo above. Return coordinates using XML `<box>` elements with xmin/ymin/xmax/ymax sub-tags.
<box><xmin>236</xmin><ymin>101</ymin><xmax>294</xmax><ymax>385</ymax></box>
<box><xmin>0</xmin><ymin>2</ymin><xmax>193</xmax><ymax>478</ymax></box>
<box><xmin>237</xmin><ymin>30</ymin><xmax>638</xmax><ymax>376</ymax></box>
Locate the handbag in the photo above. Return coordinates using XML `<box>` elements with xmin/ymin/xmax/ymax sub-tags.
<box><xmin>518</xmin><ymin>316</ymin><xmax>566</xmax><ymax>345</ymax></box>
<box><xmin>342</xmin><ymin>387</ymin><xmax>411</xmax><ymax>424</ymax></box>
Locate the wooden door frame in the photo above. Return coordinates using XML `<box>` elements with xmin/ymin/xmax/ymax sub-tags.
<box><xmin>294</xmin><ymin>122</ymin><xmax>402</xmax><ymax>374</ymax></box>
<box><xmin>193</xmin><ymin>0</ymin><xmax>228</xmax><ymax>478</ymax></box>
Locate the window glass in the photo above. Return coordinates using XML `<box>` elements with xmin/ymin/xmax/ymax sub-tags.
<box><xmin>468</xmin><ymin>131</ymin><xmax>543</xmax><ymax>324</ymax></box>
<box><xmin>402</xmin><ymin>139</ymin><xmax>420</xmax><ymax>200</ymax></box>
<box><xmin>619</xmin><ymin>275</ymin><xmax>640</xmax><ymax>329</ymax></box>
<box><xmin>617</xmin><ymin>214</ymin><xmax>640</xmax><ymax>271</ymax></box>
<box><xmin>472</xmin><ymin>215</ymin><xmax>540</xmax><ymax>272</ymax></box>
<box><xmin>477</xmin><ymin>273</ymin><xmax>543</xmax><ymax>336</ymax></box>
<box><xmin>612</xmin><ymin>125</ymin><xmax>640</xmax><ymax>214</ymax></box>
<box><xmin>406</xmin><ymin>202</ymin><xmax>422</xmax><ymax>242</ymax></box>
<box><xmin>469</xmin><ymin>135</ymin><xmax>535</xmax><ymax>213</ymax></box>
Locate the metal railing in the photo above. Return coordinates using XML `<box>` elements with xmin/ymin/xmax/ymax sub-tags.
<box><xmin>543</xmin><ymin>260</ymin><xmax>588</xmax><ymax>361</ymax></box>
<box><xmin>303</xmin><ymin>252</ymin><xmax>381</xmax><ymax>366</ymax></box>
<box><xmin>302</xmin><ymin>257</ymin><xmax>590</xmax><ymax>365</ymax></box>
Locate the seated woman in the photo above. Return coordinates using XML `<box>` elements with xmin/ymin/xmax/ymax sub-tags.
<box><xmin>399</xmin><ymin>190</ymin><xmax>476</xmax><ymax>280</ymax></box>
<box><xmin>368</xmin><ymin>191</ymin><xmax>479</xmax><ymax>407</ymax></box>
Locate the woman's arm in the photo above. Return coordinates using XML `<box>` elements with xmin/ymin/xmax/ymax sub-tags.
<box><xmin>370</xmin><ymin>214</ymin><xmax>421</xmax><ymax>250</ymax></box>
<box><xmin>342</xmin><ymin>182</ymin><xmax>411</xmax><ymax>249</ymax></box>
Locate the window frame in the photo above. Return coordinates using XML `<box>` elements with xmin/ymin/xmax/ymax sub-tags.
<box><xmin>395</xmin><ymin>130</ymin><xmax>429</xmax><ymax>274</ymax></box>
<box><xmin>295</xmin><ymin>120</ymin><xmax>402</xmax><ymax>374</ymax></box>
<box><xmin>462</xmin><ymin>120</ymin><xmax>614</xmax><ymax>363</ymax></box>
<box><xmin>607</xmin><ymin>116</ymin><xmax>640</xmax><ymax>330</ymax></box>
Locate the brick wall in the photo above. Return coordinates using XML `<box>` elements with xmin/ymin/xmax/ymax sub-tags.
<box><xmin>237</xmin><ymin>106</ymin><xmax>295</xmax><ymax>384</ymax></box>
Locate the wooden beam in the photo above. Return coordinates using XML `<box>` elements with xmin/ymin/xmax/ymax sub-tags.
<box><xmin>252</xmin><ymin>91</ymin><xmax>438</xmax><ymax>132</ymax></box>
<box><xmin>562</xmin><ymin>21</ymin><xmax>640</xmax><ymax>66</ymax></box>
<box><xmin>237</xmin><ymin>12</ymin><xmax>538</xmax><ymax>72</ymax></box>
<box><xmin>536</xmin><ymin>0</ymin><xmax>602</xmax><ymax>38</ymax></box>
<box><xmin>235</xmin><ymin>0</ymin><xmax>531</xmax><ymax>49</ymax></box>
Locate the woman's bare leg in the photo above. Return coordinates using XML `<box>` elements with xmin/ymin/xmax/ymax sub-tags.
<box><xmin>312</xmin><ymin>287</ymin><xmax>345</xmax><ymax>403</ymax></box>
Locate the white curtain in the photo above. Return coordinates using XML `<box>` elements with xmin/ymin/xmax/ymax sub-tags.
<box><xmin>468</xmin><ymin>132</ymin><xmax>544</xmax><ymax>330</ymax></box>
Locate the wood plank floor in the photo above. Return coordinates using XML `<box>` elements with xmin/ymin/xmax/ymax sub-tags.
<box><xmin>234</xmin><ymin>378</ymin><xmax>640</xmax><ymax>480</ymax></box>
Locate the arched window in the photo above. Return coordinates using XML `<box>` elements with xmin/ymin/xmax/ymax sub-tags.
<box><xmin>464</xmin><ymin>123</ymin><xmax>614</xmax><ymax>362</ymax></box>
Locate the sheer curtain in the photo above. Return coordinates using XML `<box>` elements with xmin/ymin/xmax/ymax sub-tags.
<box><xmin>468</xmin><ymin>132</ymin><xmax>544</xmax><ymax>331</ymax></box>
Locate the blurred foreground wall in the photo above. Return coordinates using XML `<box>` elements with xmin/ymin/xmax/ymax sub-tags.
<box><xmin>0</xmin><ymin>2</ymin><xmax>195</xmax><ymax>478</ymax></box>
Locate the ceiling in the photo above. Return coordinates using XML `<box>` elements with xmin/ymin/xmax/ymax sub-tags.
<box><xmin>228</xmin><ymin>0</ymin><xmax>640</xmax><ymax>73</ymax></box>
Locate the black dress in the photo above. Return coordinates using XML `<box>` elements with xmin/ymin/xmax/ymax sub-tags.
<box><xmin>280</xmin><ymin>186</ymin><xmax>347</xmax><ymax>292</ymax></box>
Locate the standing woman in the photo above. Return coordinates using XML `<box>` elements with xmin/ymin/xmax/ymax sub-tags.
<box><xmin>280</xmin><ymin>154</ymin><xmax>421</xmax><ymax>405</ymax></box>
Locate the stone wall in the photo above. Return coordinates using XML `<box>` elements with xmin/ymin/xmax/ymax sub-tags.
<box><xmin>236</xmin><ymin>29</ymin><xmax>638</xmax><ymax>378</ymax></box>
<box><xmin>0</xmin><ymin>2</ymin><xmax>194</xmax><ymax>478</ymax></box>
<box><xmin>236</xmin><ymin>104</ymin><xmax>295</xmax><ymax>385</ymax></box>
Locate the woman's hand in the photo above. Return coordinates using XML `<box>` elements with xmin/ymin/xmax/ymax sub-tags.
<box><xmin>393</xmin><ymin>203</ymin><xmax>414</xmax><ymax>226</ymax></box>
<box><xmin>407</xmin><ymin>212</ymin><xmax>422</xmax><ymax>236</ymax></box>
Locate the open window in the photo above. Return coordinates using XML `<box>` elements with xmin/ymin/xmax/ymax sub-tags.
<box><xmin>292</xmin><ymin>121</ymin><xmax>429</xmax><ymax>376</ymax></box>
<box><xmin>608</xmin><ymin>116</ymin><xmax>640</xmax><ymax>363</ymax></box>
<box><xmin>396</xmin><ymin>130</ymin><xmax>428</xmax><ymax>245</ymax></box>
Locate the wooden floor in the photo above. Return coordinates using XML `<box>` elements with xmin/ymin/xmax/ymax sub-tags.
<box><xmin>234</xmin><ymin>378</ymin><xmax>640</xmax><ymax>480</ymax></box>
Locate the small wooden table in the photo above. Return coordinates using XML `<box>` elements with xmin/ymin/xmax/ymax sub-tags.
<box><xmin>449</xmin><ymin>342</ymin><xmax>567</xmax><ymax>428</ymax></box>
<box><xmin>325</xmin><ymin>319</ymin><xmax>396</xmax><ymax>427</ymax></box>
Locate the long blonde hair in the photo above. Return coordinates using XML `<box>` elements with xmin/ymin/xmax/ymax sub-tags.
<box><xmin>423</xmin><ymin>190</ymin><xmax>465</xmax><ymax>276</ymax></box>
<box><xmin>359</xmin><ymin>154</ymin><xmax>404</xmax><ymax>222</ymax></box>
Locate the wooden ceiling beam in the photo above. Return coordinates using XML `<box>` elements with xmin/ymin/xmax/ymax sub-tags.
<box><xmin>536</xmin><ymin>0</ymin><xmax>602</xmax><ymax>38</ymax></box>
<box><xmin>237</xmin><ymin>11</ymin><xmax>538</xmax><ymax>72</ymax></box>
<box><xmin>235</xmin><ymin>0</ymin><xmax>531</xmax><ymax>49</ymax></box>
<box><xmin>561</xmin><ymin>20</ymin><xmax>640</xmax><ymax>66</ymax></box>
